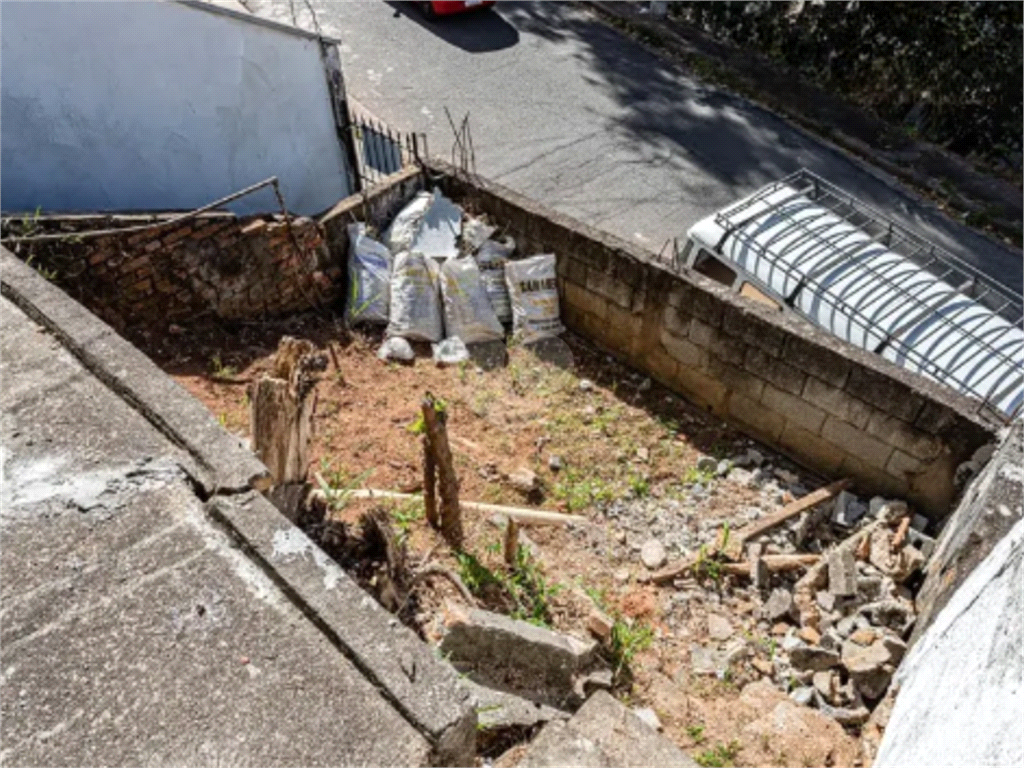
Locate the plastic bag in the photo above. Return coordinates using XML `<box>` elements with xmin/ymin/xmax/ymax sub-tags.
<box><xmin>377</xmin><ymin>337</ymin><xmax>415</xmax><ymax>362</ymax></box>
<box><xmin>439</xmin><ymin>257</ymin><xmax>505</xmax><ymax>344</ymax></box>
<box><xmin>505</xmin><ymin>254</ymin><xmax>564</xmax><ymax>344</ymax></box>
<box><xmin>432</xmin><ymin>337</ymin><xmax>470</xmax><ymax>365</ymax></box>
<box><xmin>346</xmin><ymin>223</ymin><xmax>392</xmax><ymax>326</ymax></box>
<box><xmin>387</xmin><ymin>251</ymin><xmax>444</xmax><ymax>342</ymax></box>
<box><xmin>474</xmin><ymin>237</ymin><xmax>515</xmax><ymax>325</ymax></box>
<box><xmin>383</xmin><ymin>191</ymin><xmax>432</xmax><ymax>254</ymax></box>
<box><xmin>410</xmin><ymin>189</ymin><xmax>462</xmax><ymax>260</ymax></box>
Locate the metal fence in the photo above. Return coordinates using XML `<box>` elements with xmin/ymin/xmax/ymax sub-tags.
<box><xmin>348</xmin><ymin>114</ymin><xmax>425</xmax><ymax>190</ymax></box>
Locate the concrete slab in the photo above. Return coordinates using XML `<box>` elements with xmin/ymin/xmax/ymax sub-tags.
<box><xmin>0</xmin><ymin>288</ymin><xmax>465</xmax><ymax>766</ymax></box>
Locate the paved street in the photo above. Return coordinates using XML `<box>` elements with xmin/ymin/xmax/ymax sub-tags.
<box><xmin>245</xmin><ymin>1</ymin><xmax>1022</xmax><ymax>295</ymax></box>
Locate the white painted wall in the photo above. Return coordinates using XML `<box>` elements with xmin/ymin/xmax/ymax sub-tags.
<box><xmin>1</xmin><ymin>1</ymin><xmax>351</xmax><ymax>215</ymax></box>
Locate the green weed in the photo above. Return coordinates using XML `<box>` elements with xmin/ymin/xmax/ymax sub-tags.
<box><xmin>686</xmin><ymin>724</ymin><xmax>706</xmax><ymax>744</ymax></box>
<box><xmin>694</xmin><ymin>740</ymin><xmax>742</xmax><ymax>768</ymax></box>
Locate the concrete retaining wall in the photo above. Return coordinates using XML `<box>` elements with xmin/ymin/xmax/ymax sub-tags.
<box><xmin>427</xmin><ymin>160</ymin><xmax>998</xmax><ymax>516</ymax></box>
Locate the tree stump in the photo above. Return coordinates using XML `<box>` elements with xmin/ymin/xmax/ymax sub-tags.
<box><xmin>421</xmin><ymin>393</ymin><xmax>462</xmax><ymax>548</ymax></box>
<box><xmin>249</xmin><ymin>337</ymin><xmax>327</xmax><ymax>485</ymax></box>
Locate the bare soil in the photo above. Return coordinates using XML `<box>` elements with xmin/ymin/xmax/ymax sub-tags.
<box><xmin>143</xmin><ymin>313</ymin><xmax>864</xmax><ymax>767</ymax></box>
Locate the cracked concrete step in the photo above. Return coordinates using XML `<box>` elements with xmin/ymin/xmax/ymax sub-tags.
<box><xmin>516</xmin><ymin>691</ymin><xmax>698</xmax><ymax>767</ymax></box>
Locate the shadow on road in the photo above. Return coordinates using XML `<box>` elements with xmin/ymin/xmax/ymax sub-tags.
<box><xmin>496</xmin><ymin>2</ymin><xmax>1022</xmax><ymax>294</ymax></box>
<box><xmin>386</xmin><ymin>2</ymin><xmax>519</xmax><ymax>53</ymax></box>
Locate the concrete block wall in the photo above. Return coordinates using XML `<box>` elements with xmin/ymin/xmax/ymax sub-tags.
<box><xmin>4</xmin><ymin>213</ymin><xmax>339</xmax><ymax>331</ymax></box>
<box><xmin>428</xmin><ymin>160</ymin><xmax>997</xmax><ymax>517</ymax></box>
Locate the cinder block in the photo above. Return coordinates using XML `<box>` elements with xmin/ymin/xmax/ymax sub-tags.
<box><xmin>802</xmin><ymin>376</ymin><xmax>874</xmax><ymax>430</ymax></box>
<box><xmin>585</xmin><ymin>268</ymin><xmax>633</xmax><ymax>310</ymax></box>
<box><xmin>782</xmin><ymin>334</ymin><xmax>852</xmax><ymax>388</ymax></box>
<box><xmin>821</xmin><ymin>416</ymin><xmax>894</xmax><ymax>470</ymax></box>
<box><xmin>865</xmin><ymin>410</ymin><xmax>942</xmax><ymax>461</ymax></box>
<box><xmin>642</xmin><ymin>347</ymin><xmax>679</xmax><ymax>387</ymax></box>
<box><xmin>744</xmin><ymin>347</ymin><xmax>805</xmax><ymax>395</ymax></box>
<box><xmin>708</xmin><ymin>355</ymin><xmax>765</xmax><ymax>401</ymax></box>
<box><xmin>761</xmin><ymin>384</ymin><xmax>826</xmax><ymax>434</ymax></box>
<box><xmin>778</xmin><ymin>421</ymin><xmax>846</xmax><ymax>474</ymax></box>
<box><xmin>564</xmin><ymin>282</ymin><xmax>608</xmax><ymax>321</ymax></box>
<box><xmin>662</xmin><ymin>303</ymin><xmax>691</xmax><ymax>338</ymax></box>
<box><xmin>603</xmin><ymin>304</ymin><xmax>642</xmax><ymax>354</ymax></box>
<box><xmin>721</xmin><ymin>304</ymin><xmax>786</xmax><ymax>356</ymax></box>
<box><xmin>659</xmin><ymin>328</ymin><xmax>706</xmax><ymax>368</ymax></box>
<box><xmin>673</xmin><ymin>364</ymin><xmax>728</xmax><ymax>413</ymax></box>
<box><xmin>728</xmin><ymin>392</ymin><xmax>785</xmax><ymax>442</ymax></box>
<box><xmin>845</xmin><ymin>367</ymin><xmax>925</xmax><ymax>423</ymax></box>
<box><xmin>885</xmin><ymin>449</ymin><xmax>926</xmax><ymax>479</ymax></box>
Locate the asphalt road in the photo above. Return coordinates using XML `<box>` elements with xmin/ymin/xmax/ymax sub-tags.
<box><xmin>247</xmin><ymin>0</ymin><xmax>1022</xmax><ymax>297</ymax></box>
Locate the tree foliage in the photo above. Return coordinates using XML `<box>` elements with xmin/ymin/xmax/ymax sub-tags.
<box><xmin>672</xmin><ymin>1</ymin><xmax>1023</xmax><ymax>164</ymax></box>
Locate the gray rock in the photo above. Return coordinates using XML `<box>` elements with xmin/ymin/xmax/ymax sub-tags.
<box><xmin>828</xmin><ymin>548</ymin><xmax>858</xmax><ymax>597</ymax></box>
<box><xmin>815</xmin><ymin>697</ymin><xmax>871</xmax><ymax>726</ymax></box>
<box><xmin>636</xmin><ymin>447</ymin><xmax>650</xmax><ymax>463</ymax></box>
<box><xmin>789</xmin><ymin>686</ymin><xmax>816</xmax><ymax>706</ymax></box>
<box><xmin>816</xmin><ymin>590</ymin><xmax>837</xmax><ymax>613</ymax></box>
<box><xmin>746</xmin><ymin>449</ymin><xmax>765</xmax><ymax>466</ymax></box>
<box><xmin>789</xmin><ymin>645</ymin><xmax>841</xmax><ymax>672</ymax></box>
<box><xmin>715</xmin><ymin>460</ymin><xmax>731</xmax><ymax>477</ymax></box>
<box><xmin>879</xmin><ymin>634</ymin><xmax>908</xmax><ymax>664</ymax></box>
<box><xmin>548</xmin><ymin>454</ymin><xmax>563</xmax><ymax>472</ymax></box>
<box><xmin>812</xmin><ymin>670</ymin><xmax>838</xmax><ymax>703</ymax></box>
<box><xmin>775</xmin><ymin>468</ymin><xmax>800</xmax><ymax>485</ymax></box>
<box><xmin>632</xmin><ymin>707</ymin><xmax>662</xmax><ymax>732</ymax></box>
<box><xmin>858</xmin><ymin>600</ymin><xmax>916</xmax><ymax>634</ymax></box>
<box><xmin>780</xmin><ymin>633</ymin><xmax>804</xmax><ymax>653</ymax></box>
<box><xmin>868</xmin><ymin>496</ymin><xmax>888</xmax><ymax>517</ymax></box>
<box><xmin>832</xmin><ymin>490</ymin><xmax>868</xmax><ymax>527</ymax></box>
<box><xmin>763</xmin><ymin>588</ymin><xmax>795</xmax><ymax>622</ymax></box>
<box><xmin>819</xmin><ymin>629</ymin><xmax>843</xmax><ymax>651</ymax></box>
<box><xmin>579</xmin><ymin>378</ymin><xmax>595</xmax><ymax>392</ymax></box>
<box><xmin>637</xmin><ymin>378</ymin><xmax>652</xmax><ymax>392</ymax></box>
<box><xmin>707</xmin><ymin>614</ymin><xmax>733</xmax><ymax>642</ymax></box>
<box><xmin>695</xmin><ymin>456</ymin><xmax>717</xmax><ymax>473</ymax></box>
<box><xmin>614</xmin><ymin>568</ymin><xmax>631</xmax><ymax>584</ymax></box>
<box><xmin>857</xmin><ymin>575</ymin><xmax>886</xmax><ymax>601</ymax></box>
<box><xmin>509</xmin><ymin>467</ymin><xmax>539</xmax><ymax>493</ymax></box>
<box><xmin>906</xmin><ymin>527</ymin><xmax>936</xmax><ymax>559</ymax></box>
<box><xmin>640</xmin><ymin>539</ymin><xmax>667</xmax><ymax>570</ymax></box>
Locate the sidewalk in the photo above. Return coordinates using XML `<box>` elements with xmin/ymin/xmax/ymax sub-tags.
<box><xmin>0</xmin><ymin>249</ymin><xmax>474</xmax><ymax>766</ymax></box>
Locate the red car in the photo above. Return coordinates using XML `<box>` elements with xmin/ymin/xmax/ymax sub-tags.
<box><xmin>421</xmin><ymin>1</ymin><xmax>496</xmax><ymax>18</ymax></box>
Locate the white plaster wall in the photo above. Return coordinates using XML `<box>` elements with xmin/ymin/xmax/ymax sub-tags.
<box><xmin>1</xmin><ymin>1</ymin><xmax>351</xmax><ymax>215</ymax></box>
<box><xmin>874</xmin><ymin>516</ymin><xmax>1023</xmax><ymax>768</ymax></box>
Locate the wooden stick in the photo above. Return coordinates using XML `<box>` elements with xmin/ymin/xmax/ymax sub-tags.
<box><xmin>504</xmin><ymin>518</ymin><xmax>519</xmax><ymax>566</ymax></box>
<box><xmin>308</xmin><ymin>487</ymin><xmax>586</xmax><ymax>527</ymax></box>
<box><xmin>422</xmin><ymin>394</ymin><xmax>462</xmax><ymax>548</ymax></box>
<box><xmin>723</xmin><ymin>478</ymin><xmax>853</xmax><ymax>560</ymax></box>
<box><xmin>891</xmin><ymin>515</ymin><xmax>911</xmax><ymax>551</ymax></box>
<box><xmin>423</xmin><ymin>434</ymin><xmax>439</xmax><ymax>529</ymax></box>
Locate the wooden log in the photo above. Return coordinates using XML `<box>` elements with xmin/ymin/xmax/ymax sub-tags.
<box><xmin>722</xmin><ymin>478</ymin><xmax>853</xmax><ymax>560</ymax></box>
<box><xmin>423</xmin><ymin>434</ymin><xmax>439</xmax><ymax>529</ymax></box>
<box><xmin>422</xmin><ymin>394</ymin><xmax>462</xmax><ymax>548</ymax></box>
<box><xmin>249</xmin><ymin>337</ymin><xmax>326</xmax><ymax>484</ymax></box>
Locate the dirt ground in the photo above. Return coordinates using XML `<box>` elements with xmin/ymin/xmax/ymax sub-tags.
<box><xmin>143</xmin><ymin>313</ymin><xmax>864</xmax><ymax>767</ymax></box>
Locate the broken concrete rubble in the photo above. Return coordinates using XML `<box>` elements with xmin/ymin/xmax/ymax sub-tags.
<box><xmin>440</xmin><ymin>605</ymin><xmax>606</xmax><ymax>709</ymax></box>
<box><xmin>518</xmin><ymin>691</ymin><xmax>697</xmax><ymax>767</ymax></box>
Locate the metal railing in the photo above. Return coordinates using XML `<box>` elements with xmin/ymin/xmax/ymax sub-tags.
<box><xmin>348</xmin><ymin>113</ymin><xmax>425</xmax><ymax>190</ymax></box>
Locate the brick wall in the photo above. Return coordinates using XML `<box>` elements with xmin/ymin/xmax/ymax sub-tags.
<box><xmin>5</xmin><ymin>211</ymin><xmax>340</xmax><ymax>332</ymax></box>
<box><xmin>427</xmin><ymin>159</ymin><xmax>997</xmax><ymax>517</ymax></box>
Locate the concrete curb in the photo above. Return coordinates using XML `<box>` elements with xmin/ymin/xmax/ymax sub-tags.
<box><xmin>0</xmin><ymin>247</ymin><xmax>270</xmax><ymax>495</ymax></box>
<box><xmin>581</xmin><ymin>1</ymin><xmax>1023</xmax><ymax>258</ymax></box>
<box><xmin>206</xmin><ymin>492</ymin><xmax>477</xmax><ymax>766</ymax></box>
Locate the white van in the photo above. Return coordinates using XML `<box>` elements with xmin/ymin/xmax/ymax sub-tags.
<box><xmin>676</xmin><ymin>170</ymin><xmax>1023</xmax><ymax>420</ymax></box>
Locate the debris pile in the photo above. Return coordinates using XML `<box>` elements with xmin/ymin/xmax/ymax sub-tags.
<box><xmin>348</xmin><ymin>189</ymin><xmax>563</xmax><ymax>360</ymax></box>
<box><xmin>643</xmin><ymin>451</ymin><xmax>935</xmax><ymax>730</ymax></box>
